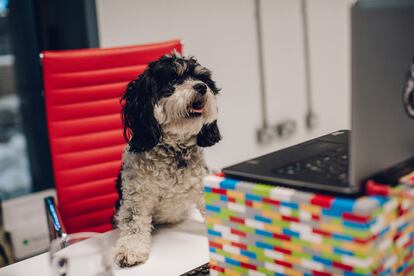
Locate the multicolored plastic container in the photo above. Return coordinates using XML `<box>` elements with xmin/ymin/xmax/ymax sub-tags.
<box><xmin>204</xmin><ymin>175</ymin><xmax>414</xmax><ymax>276</ymax></box>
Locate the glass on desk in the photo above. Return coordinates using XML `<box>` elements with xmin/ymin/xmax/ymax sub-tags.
<box><xmin>49</xmin><ymin>232</ymin><xmax>113</xmax><ymax>276</ymax></box>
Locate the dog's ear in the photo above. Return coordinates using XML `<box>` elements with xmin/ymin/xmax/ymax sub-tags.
<box><xmin>121</xmin><ymin>68</ymin><xmax>161</xmax><ymax>152</ymax></box>
<box><xmin>196</xmin><ymin>120</ymin><xmax>222</xmax><ymax>147</ymax></box>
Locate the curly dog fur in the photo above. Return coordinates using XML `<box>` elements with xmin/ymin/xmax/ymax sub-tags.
<box><xmin>113</xmin><ymin>52</ymin><xmax>221</xmax><ymax>267</ymax></box>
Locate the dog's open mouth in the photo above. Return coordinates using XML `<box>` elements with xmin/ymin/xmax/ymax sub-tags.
<box><xmin>188</xmin><ymin>100</ymin><xmax>205</xmax><ymax>117</ymax></box>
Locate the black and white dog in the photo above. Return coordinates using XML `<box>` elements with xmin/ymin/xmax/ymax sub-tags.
<box><xmin>113</xmin><ymin>52</ymin><xmax>221</xmax><ymax>267</ymax></box>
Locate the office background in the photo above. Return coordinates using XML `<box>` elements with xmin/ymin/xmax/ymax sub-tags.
<box><xmin>0</xmin><ymin>0</ymin><xmax>353</xmax><ymax>262</ymax></box>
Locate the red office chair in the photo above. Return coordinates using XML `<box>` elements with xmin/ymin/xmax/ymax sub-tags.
<box><xmin>42</xmin><ymin>40</ymin><xmax>183</xmax><ymax>237</ymax></box>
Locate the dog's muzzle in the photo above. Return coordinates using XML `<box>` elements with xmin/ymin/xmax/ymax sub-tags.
<box><xmin>188</xmin><ymin>84</ymin><xmax>207</xmax><ymax>117</ymax></box>
<box><xmin>188</xmin><ymin>97</ymin><xmax>205</xmax><ymax>117</ymax></box>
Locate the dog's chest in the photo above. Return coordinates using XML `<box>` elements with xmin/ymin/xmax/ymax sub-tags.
<box><xmin>130</xmin><ymin>147</ymin><xmax>208</xmax><ymax>193</ymax></box>
<box><xmin>158</xmin><ymin>150</ymin><xmax>206</xmax><ymax>189</ymax></box>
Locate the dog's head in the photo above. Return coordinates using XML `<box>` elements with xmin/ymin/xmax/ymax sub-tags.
<box><xmin>121</xmin><ymin>52</ymin><xmax>221</xmax><ymax>152</ymax></box>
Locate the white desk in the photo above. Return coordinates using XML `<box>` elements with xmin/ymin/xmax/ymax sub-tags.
<box><xmin>0</xmin><ymin>209</ymin><xmax>209</xmax><ymax>276</ymax></box>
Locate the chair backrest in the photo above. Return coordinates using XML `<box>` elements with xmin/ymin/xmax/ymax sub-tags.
<box><xmin>42</xmin><ymin>40</ymin><xmax>183</xmax><ymax>233</ymax></box>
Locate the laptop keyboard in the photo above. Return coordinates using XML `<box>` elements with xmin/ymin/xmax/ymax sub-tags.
<box><xmin>273</xmin><ymin>145</ymin><xmax>349</xmax><ymax>186</ymax></box>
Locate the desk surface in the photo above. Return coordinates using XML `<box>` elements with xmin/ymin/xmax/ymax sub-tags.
<box><xmin>0</xmin><ymin>209</ymin><xmax>209</xmax><ymax>276</ymax></box>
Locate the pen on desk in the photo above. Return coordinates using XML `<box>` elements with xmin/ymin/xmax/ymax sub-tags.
<box><xmin>366</xmin><ymin>180</ymin><xmax>414</xmax><ymax>200</ymax></box>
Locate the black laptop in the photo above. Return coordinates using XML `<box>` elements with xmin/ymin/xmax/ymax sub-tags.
<box><xmin>223</xmin><ymin>0</ymin><xmax>414</xmax><ymax>196</ymax></box>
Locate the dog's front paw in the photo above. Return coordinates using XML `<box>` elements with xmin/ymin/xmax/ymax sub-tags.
<box><xmin>114</xmin><ymin>235</ymin><xmax>150</xmax><ymax>268</ymax></box>
<box><xmin>114</xmin><ymin>247</ymin><xmax>148</xmax><ymax>268</ymax></box>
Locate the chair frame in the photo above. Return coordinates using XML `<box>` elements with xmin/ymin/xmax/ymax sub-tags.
<box><xmin>44</xmin><ymin>196</ymin><xmax>67</xmax><ymax>240</ymax></box>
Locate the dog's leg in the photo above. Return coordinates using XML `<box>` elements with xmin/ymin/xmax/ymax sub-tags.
<box><xmin>114</xmin><ymin>199</ymin><xmax>153</xmax><ymax>267</ymax></box>
<box><xmin>195</xmin><ymin>191</ymin><xmax>206</xmax><ymax>221</ymax></box>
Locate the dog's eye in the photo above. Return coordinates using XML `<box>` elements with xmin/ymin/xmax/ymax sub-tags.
<box><xmin>168</xmin><ymin>79</ymin><xmax>178</xmax><ymax>86</ymax></box>
<box><xmin>161</xmin><ymin>84</ymin><xmax>175</xmax><ymax>97</ymax></box>
<box><xmin>163</xmin><ymin>91</ymin><xmax>174</xmax><ymax>97</ymax></box>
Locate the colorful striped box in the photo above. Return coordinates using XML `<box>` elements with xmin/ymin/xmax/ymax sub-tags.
<box><xmin>204</xmin><ymin>175</ymin><xmax>414</xmax><ymax>276</ymax></box>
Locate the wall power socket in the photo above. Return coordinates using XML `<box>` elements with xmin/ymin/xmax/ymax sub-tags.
<box><xmin>256</xmin><ymin>119</ymin><xmax>297</xmax><ymax>145</ymax></box>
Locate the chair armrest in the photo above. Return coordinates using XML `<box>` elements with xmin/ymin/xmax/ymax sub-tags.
<box><xmin>44</xmin><ymin>196</ymin><xmax>67</xmax><ymax>241</ymax></box>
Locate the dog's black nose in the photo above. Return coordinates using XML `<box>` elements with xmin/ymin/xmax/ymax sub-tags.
<box><xmin>193</xmin><ymin>83</ymin><xmax>207</xmax><ymax>95</ymax></box>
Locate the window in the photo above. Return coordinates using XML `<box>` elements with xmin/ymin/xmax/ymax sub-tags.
<box><xmin>0</xmin><ymin>1</ymin><xmax>32</xmax><ymax>200</ymax></box>
<box><xmin>0</xmin><ymin>0</ymin><xmax>100</xmax><ymax>200</ymax></box>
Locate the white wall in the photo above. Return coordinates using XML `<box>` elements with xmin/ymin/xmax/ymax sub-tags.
<box><xmin>96</xmin><ymin>0</ymin><xmax>351</xmax><ymax>171</ymax></box>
